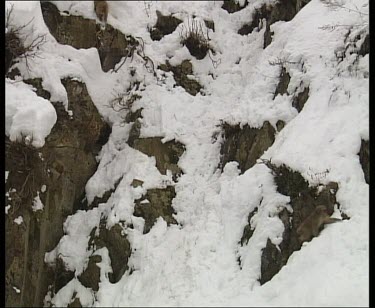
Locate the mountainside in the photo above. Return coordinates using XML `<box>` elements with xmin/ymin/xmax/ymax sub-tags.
<box><xmin>5</xmin><ymin>0</ymin><xmax>369</xmax><ymax>307</ymax></box>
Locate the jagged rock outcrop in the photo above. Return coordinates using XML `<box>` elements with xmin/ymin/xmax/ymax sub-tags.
<box><xmin>273</xmin><ymin>66</ymin><xmax>309</xmax><ymax>112</ymax></box>
<box><xmin>87</xmin><ymin>223</ymin><xmax>131</xmax><ymax>284</ymax></box>
<box><xmin>222</xmin><ymin>0</ymin><xmax>248</xmax><ymax>13</ymax></box>
<box><xmin>5</xmin><ymin>78</ymin><xmax>110</xmax><ymax>307</ymax></box>
<box><xmin>273</xmin><ymin>66</ymin><xmax>291</xmax><ymax>99</ymax></box>
<box><xmin>149</xmin><ymin>10</ymin><xmax>183</xmax><ymax>41</ymax></box>
<box><xmin>134</xmin><ymin>186</ymin><xmax>178</xmax><ymax>234</ymax></box>
<box><xmin>131</xmin><ymin>137</ymin><xmax>185</xmax><ymax>180</ymax></box>
<box><xmin>40</xmin><ymin>1</ymin><xmax>138</xmax><ymax>72</ymax></box>
<box><xmin>159</xmin><ymin>60</ymin><xmax>203</xmax><ymax>96</ymax></box>
<box><xmin>240</xmin><ymin>161</ymin><xmax>347</xmax><ymax>285</ymax></box>
<box><xmin>358</xmin><ymin>139</ymin><xmax>369</xmax><ymax>184</ymax></box>
<box><xmin>358</xmin><ymin>34</ymin><xmax>369</xmax><ymax>57</ymax></box>
<box><xmin>238</xmin><ymin>0</ymin><xmax>311</xmax><ymax>48</ymax></box>
<box><xmin>219</xmin><ymin>121</ymin><xmax>277</xmax><ymax>173</ymax></box>
<box><xmin>292</xmin><ymin>86</ymin><xmax>309</xmax><ymax>112</ymax></box>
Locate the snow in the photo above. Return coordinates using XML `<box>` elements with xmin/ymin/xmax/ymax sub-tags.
<box><xmin>6</xmin><ymin>0</ymin><xmax>368</xmax><ymax>307</ymax></box>
<box><xmin>32</xmin><ymin>192</ymin><xmax>44</xmax><ymax>212</ymax></box>
<box><xmin>14</xmin><ymin>216</ymin><xmax>24</xmax><ymax>225</ymax></box>
<box><xmin>6</xmin><ymin>79</ymin><xmax>57</xmax><ymax>148</ymax></box>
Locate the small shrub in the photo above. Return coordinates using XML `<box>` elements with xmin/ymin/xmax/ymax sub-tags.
<box><xmin>179</xmin><ymin>18</ymin><xmax>212</xmax><ymax>60</ymax></box>
<box><xmin>5</xmin><ymin>4</ymin><xmax>46</xmax><ymax>74</ymax></box>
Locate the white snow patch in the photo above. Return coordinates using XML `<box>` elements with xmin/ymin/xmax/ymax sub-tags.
<box><xmin>14</xmin><ymin>216</ymin><xmax>23</xmax><ymax>225</ymax></box>
<box><xmin>6</xmin><ymin>79</ymin><xmax>57</xmax><ymax>148</ymax></box>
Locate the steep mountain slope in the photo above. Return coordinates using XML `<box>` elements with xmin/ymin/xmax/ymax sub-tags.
<box><xmin>5</xmin><ymin>0</ymin><xmax>368</xmax><ymax>307</ymax></box>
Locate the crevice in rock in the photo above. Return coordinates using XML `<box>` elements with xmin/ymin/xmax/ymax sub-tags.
<box><xmin>23</xmin><ymin>78</ymin><xmax>52</xmax><ymax>101</ymax></box>
<box><xmin>358</xmin><ymin>139</ymin><xmax>369</xmax><ymax>184</ymax></box>
<box><xmin>40</xmin><ymin>1</ymin><xmax>138</xmax><ymax>72</ymax></box>
<box><xmin>219</xmin><ymin>121</ymin><xmax>277</xmax><ymax>174</ymax></box>
<box><xmin>222</xmin><ymin>0</ymin><xmax>248</xmax><ymax>13</ymax></box>
<box><xmin>240</xmin><ymin>205</ymin><xmax>259</xmax><ymax>247</ymax></box>
<box><xmin>159</xmin><ymin>60</ymin><xmax>203</xmax><ymax>96</ymax></box>
<box><xmin>133</xmin><ymin>186</ymin><xmax>178</xmax><ymax>234</ymax></box>
<box><xmin>149</xmin><ymin>10</ymin><xmax>183</xmax><ymax>41</ymax></box>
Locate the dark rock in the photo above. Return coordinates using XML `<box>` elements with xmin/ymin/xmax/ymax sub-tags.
<box><xmin>237</xmin><ymin>0</ymin><xmax>311</xmax><ymax>47</ymax></box>
<box><xmin>127</xmin><ymin>119</ymin><xmax>142</xmax><ymax>147</ymax></box>
<box><xmin>358</xmin><ymin>33</ymin><xmax>369</xmax><ymax>57</ymax></box>
<box><xmin>68</xmin><ymin>297</ymin><xmax>82</xmax><ymax>308</ymax></box>
<box><xmin>238</xmin><ymin>5</ymin><xmax>270</xmax><ymax>36</ymax></box>
<box><xmin>276</xmin><ymin>120</ymin><xmax>286</xmax><ymax>132</ymax></box>
<box><xmin>150</xmin><ymin>10</ymin><xmax>183</xmax><ymax>41</ymax></box>
<box><xmin>182</xmin><ymin>33</ymin><xmax>211</xmax><ymax>60</ymax></box>
<box><xmin>222</xmin><ymin>0</ymin><xmax>248</xmax><ymax>13</ymax></box>
<box><xmin>5</xmin><ymin>78</ymin><xmax>111</xmax><ymax>307</ymax></box>
<box><xmin>256</xmin><ymin>161</ymin><xmax>344</xmax><ymax>284</ymax></box>
<box><xmin>240</xmin><ymin>206</ymin><xmax>259</xmax><ymax>246</ymax></box>
<box><xmin>292</xmin><ymin>86</ymin><xmax>309</xmax><ymax>112</ymax></box>
<box><xmin>219</xmin><ymin>121</ymin><xmax>276</xmax><ymax>173</ymax></box>
<box><xmin>204</xmin><ymin>19</ymin><xmax>215</xmax><ymax>31</ymax></box>
<box><xmin>5</xmin><ymin>31</ymin><xmax>26</xmax><ymax>74</ymax></box>
<box><xmin>273</xmin><ymin>66</ymin><xmax>291</xmax><ymax>99</ymax></box>
<box><xmin>358</xmin><ymin>139</ymin><xmax>369</xmax><ymax>184</ymax></box>
<box><xmin>23</xmin><ymin>78</ymin><xmax>51</xmax><ymax>100</ymax></box>
<box><xmin>159</xmin><ymin>60</ymin><xmax>203</xmax><ymax>96</ymax></box>
<box><xmin>40</xmin><ymin>1</ymin><xmax>138</xmax><ymax>72</ymax></box>
<box><xmin>130</xmin><ymin>137</ymin><xmax>185</xmax><ymax>179</ymax></box>
<box><xmin>134</xmin><ymin>186</ymin><xmax>178</xmax><ymax>234</ymax></box>
<box><xmin>6</xmin><ymin>67</ymin><xmax>21</xmax><ymax>80</ymax></box>
<box><xmin>78</xmin><ymin>255</ymin><xmax>102</xmax><ymax>291</ymax></box>
<box><xmin>96</xmin><ymin>224</ymin><xmax>131</xmax><ymax>283</ymax></box>
<box><xmin>125</xmin><ymin>108</ymin><xmax>143</xmax><ymax>124</ymax></box>
<box><xmin>131</xmin><ymin>179</ymin><xmax>144</xmax><ymax>188</ymax></box>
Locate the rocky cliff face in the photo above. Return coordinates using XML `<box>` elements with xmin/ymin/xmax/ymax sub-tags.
<box><xmin>5</xmin><ymin>0</ymin><xmax>367</xmax><ymax>306</ymax></box>
<box><xmin>5</xmin><ymin>77</ymin><xmax>110</xmax><ymax>307</ymax></box>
